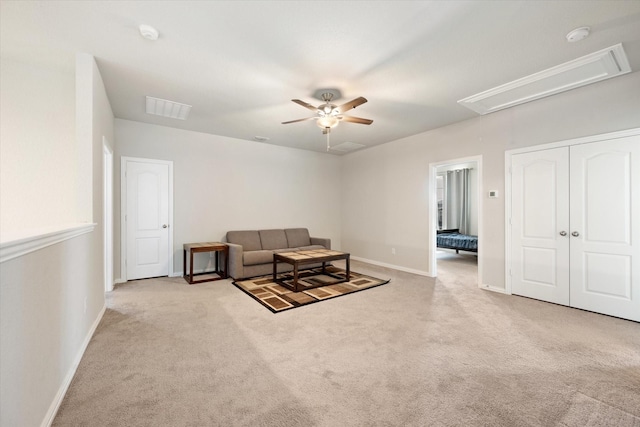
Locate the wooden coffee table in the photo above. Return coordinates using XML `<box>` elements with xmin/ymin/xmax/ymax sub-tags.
<box><xmin>272</xmin><ymin>249</ymin><xmax>350</xmax><ymax>292</ymax></box>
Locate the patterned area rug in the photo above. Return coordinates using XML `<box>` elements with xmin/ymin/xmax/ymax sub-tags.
<box><xmin>233</xmin><ymin>266</ymin><xmax>390</xmax><ymax>313</ymax></box>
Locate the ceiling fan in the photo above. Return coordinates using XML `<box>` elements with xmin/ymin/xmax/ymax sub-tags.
<box><xmin>282</xmin><ymin>92</ymin><xmax>373</xmax><ymax>135</ymax></box>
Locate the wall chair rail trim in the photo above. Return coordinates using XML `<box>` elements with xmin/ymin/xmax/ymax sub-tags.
<box><xmin>0</xmin><ymin>223</ymin><xmax>96</xmax><ymax>263</ymax></box>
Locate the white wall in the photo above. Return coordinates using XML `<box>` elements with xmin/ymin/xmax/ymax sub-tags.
<box><xmin>0</xmin><ymin>59</ymin><xmax>77</xmax><ymax>232</ymax></box>
<box><xmin>0</xmin><ymin>53</ymin><xmax>113</xmax><ymax>427</ymax></box>
<box><xmin>341</xmin><ymin>71</ymin><xmax>640</xmax><ymax>287</ymax></box>
<box><xmin>114</xmin><ymin>120</ymin><xmax>342</xmax><ymax>279</ymax></box>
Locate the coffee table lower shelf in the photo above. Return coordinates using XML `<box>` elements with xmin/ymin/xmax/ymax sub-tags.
<box><xmin>272</xmin><ymin>249</ymin><xmax>350</xmax><ymax>292</ymax></box>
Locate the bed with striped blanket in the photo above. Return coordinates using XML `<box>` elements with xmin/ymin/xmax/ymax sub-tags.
<box><xmin>436</xmin><ymin>229</ymin><xmax>478</xmax><ymax>253</ymax></box>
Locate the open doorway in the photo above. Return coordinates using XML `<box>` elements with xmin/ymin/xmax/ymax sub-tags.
<box><xmin>429</xmin><ymin>156</ymin><xmax>483</xmax><ymax>286</ymax></box>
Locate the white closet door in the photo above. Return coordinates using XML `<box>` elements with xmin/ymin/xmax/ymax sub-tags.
<box><xmin>569</xmin><ymin>137</ymin><xmax>640</xmax><ymax>322</ymax></box>
<box><xmin>511</xmin><ymin>148</ymin><xmax>570</xmax><ymax>305</ymax></box>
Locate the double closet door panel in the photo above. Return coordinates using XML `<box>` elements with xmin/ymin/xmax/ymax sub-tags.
<box><xmin>511</xmin><ymin>148</ymin><xmax>570</xmax><ymax>305</ymax></box>
<box><xmin>569</xmin><ymin>137</ymin><xmax>640</xmax><ymax>322</ymax></box>
<box><xmin>511</xmin><ymin>136</ymin><xmax>640</xmax><ymax>322</ymax></box>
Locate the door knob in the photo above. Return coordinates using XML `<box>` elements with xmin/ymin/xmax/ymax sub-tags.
<box><xmin>162</xmin><ymin>224</ymin><xmax>168</xmax><ymax>229</ymax></box>
<box><xmin>559</xmin><ymin>231</ymin><xmax>567</xmax><ymax>236</ymax></box>
<box><xmin>571</xmin><ymin>231</ymin><xmax>579</xmax><ymax>237</ymax></box>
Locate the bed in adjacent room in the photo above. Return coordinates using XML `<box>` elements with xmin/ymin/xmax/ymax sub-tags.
<box><xmin>436</xmin><ymin>229</ymin><xmax>478</xmax><ymax>254</ymax></box>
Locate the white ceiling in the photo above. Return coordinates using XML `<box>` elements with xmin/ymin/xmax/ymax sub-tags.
<box><xmin>2</xmin><ymin>1</ymin><xmax>640</xmax><ymax>154</ymax></box>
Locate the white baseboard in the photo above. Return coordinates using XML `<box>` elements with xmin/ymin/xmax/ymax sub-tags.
<box><xmin>351</xmin><ymin>256</ymin><xmax>434</xmax><ymax>277</ymax></box>
<box><xmin>481</xmin><ymin>284</ymin><xmax>507</xmax><ymax>294</ymax></box>
<box><xmin>117</xmin><ymin>272</ymin><xmax>216</xmax><ymax>280</ymax></box>
<box><xmin>42</xmin><ymin>304</ymin><xmax>106</xmax><ymax>427</ymax></box>
<box><xmin>172</xmin><ymin>267</ymin><xmax>218</xmax><ymax>278</ymax></box>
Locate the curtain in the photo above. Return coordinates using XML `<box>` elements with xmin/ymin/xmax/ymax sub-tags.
<box><xmin>445</xmin><ymin>168</ymin><xmax>470</xmax><ymax>234</ymax></box>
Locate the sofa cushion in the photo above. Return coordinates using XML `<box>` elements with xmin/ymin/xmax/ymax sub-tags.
<box><xmin>273</xmin><ymin>248</ymin><xmax>293</xmax><ymax>254</ymax></box>
<box><xmin>243</xmin><ymin>250</ymin><xmax>274</xmax><ymax>266</ymax></box>
<box><xmin>227</xmin><ymin>230</ymin><xmax>262</xmax><ymax>251</ymax></box>
<box><xmin>259</xmin><ymin>229</ymin><xmax>288</xmax><ymax>250</ymax></box>
<box><xmin>285</xmin><ymin>228</ymin><xmax>311</xmax><ymax>248</ymax></box>
<box><xmin>295</xmin><ymin>245</ymin><xmax>326</xmax><ymax>251</ymax></box>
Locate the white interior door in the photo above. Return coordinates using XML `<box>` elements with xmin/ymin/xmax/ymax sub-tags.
<box><xmin>125</xmin><ymin>160</ymin><xmax>170</xmax><ymax>280</ymax></box>
<box><xmin>511</xmin><ymin>147</ymin><xmax>570</xmax><ymax>305</ymax></box>
<box><xmin>569</xmin><ymin>137</ymin><xmax>640</xmax><ymax>322</ymax></box>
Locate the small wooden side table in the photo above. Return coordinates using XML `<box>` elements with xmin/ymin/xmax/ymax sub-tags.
<box><xmin>183</xmin><ymin>242</ymin><xmax>228</xmax><ymax>284</ymax></box>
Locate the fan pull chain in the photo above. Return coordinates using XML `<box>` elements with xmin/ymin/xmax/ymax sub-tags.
<box><xmin>326</xmin><ymin>130</ymin><xmax>331</xmax><ymax>152</ymax></box>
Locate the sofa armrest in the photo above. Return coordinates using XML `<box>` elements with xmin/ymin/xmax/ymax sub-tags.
<box><xmin>226</xmin><ymin>242</ymin><xmax>244</xmax><ymax>279</ymax></box>
<box><xmin>310</xmin><ymin>237</ymin><xmax>331</xmax><ymax>249</ymax></box>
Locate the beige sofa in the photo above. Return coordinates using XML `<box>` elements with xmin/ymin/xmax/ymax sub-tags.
<box><xmin>226</xmin><ymin>228</ymin><xmax>331</xmax><ymax>279</ymax></box>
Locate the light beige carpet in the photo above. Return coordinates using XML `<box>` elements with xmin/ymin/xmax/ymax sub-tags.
<box><xmin>53</xmin><ymin>257</ymin><xmax>640</xmax><ymax>426</ymax></box>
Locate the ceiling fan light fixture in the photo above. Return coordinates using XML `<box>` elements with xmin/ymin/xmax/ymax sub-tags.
<box><xmin>323</xmin><ymin>105</ymin><xmax>333</xmax><ymax>114</ymax></box>
<box><xmin>317</xmin><ymin>116</ymin><xmax>339</xmax><ymax>129</ymax></box>
<box><xmin>283</xmin><ymin>91</ymin><xmax>371</xmax><ymax>137</ymax></box>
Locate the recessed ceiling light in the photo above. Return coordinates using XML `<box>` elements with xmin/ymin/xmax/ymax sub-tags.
<box><xmin>566</xmin><ymin>27</ymin><xmax>590</xmax><ymax>42</ymax></box>
<box><xmin>139</xmin><ymin>24</ymin><xmax>159</xmax><ymax>41</ymax></box>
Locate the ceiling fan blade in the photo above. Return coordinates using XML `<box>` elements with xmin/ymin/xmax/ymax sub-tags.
<box><xmin>282</xmin><ymin>117</ymin><xmax>316</xmax><ymax>124</ymax></box>
<box><xmin>291</xmin><ymin>99</ymin><xmax>319</xmax><ymax>112</ymax></box>
<box><xmin>339</xmin><ymin>115</ymin><xmax>373</xmax><ymax>125</ymax></box>
<box><xmin>335</xmin><ymin>96</ymin><xmax>367</xmax><ymax>114</ymax></box>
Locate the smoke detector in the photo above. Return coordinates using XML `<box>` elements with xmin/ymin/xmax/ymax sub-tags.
<box><xmin>566</xmin><ymin>27</ymin><xmax>590</xmax><ymax>42</ymax></box>
<box><xmin>139</xmin><ymin>24</ymin><xmax>159</xmax><ymax>41</ymax></box>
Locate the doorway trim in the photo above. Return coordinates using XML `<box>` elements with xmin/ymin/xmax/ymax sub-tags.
<box><xmin>120</xmin><ymin>156</ymin><xmax>174</xmax><ymax>281</ymax></box>
<box><xmin>103</xmin><ymin>138</ymin><xmax>114</xmax><ymax>292</ymax></box>
<box><xmin>429</xmin><ymin>155</ymin><xmax>483</xmax><ymax>287</ymax></box>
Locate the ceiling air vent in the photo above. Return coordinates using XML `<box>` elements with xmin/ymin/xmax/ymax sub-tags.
<box><xmin>458</xmin><ymin>44</ymin><xmax>631</xmax><ymax>115</ymax></box>
<box><xmin>145</xmin><ymin>96</ymin><xmax>192</xmax><ymax>120</ymax></box>
<box><xmin>331</xmin><ymin>141</ymin><xmax>366</xmax><ymax>152</ymax></box>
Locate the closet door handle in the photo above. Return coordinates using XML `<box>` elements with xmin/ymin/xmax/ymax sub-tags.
<box><xmin>571</xmin><ymin>231</ymin><xmax>579</xmax><ymax>237</ymax></box>
<box><xmin>559</xmin><ymin>231</ymin><xmax>567</xmax><ymax>236</ymax></box>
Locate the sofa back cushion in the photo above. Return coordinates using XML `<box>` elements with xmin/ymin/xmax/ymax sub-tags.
<box><xmin>285</xmin><ymin>228</ymin><xmax>311</xmax><ymax>248</ymax></box>
<box><xmin>227</xmin><ymin>230</ymin><xmax>262</xmax><ymax>251</ymax></box>
<box><xmin>259</xmin><ymin>229</ymin><xmax>288</xmax><ymax>250</ymax></box>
